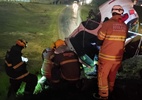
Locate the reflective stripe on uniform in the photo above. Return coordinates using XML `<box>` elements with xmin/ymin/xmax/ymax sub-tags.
<box><xmin>51</xmin><ymin>79</ymin><xmax>60</xmax><ymax>83</ymax></box>
<box><xmin>98</xmin><ymin>31</ymin><xmax>106</xmax><ymax>40</ymax></box>
<box><xmin>13</xmin><ymin>62</ymin><xmax>24</xmax><ymax>69</ymax></box>
<box><xmin>5</xmin><ymin>60</ymin><xmax>12</xmax><ymax>67</ymax></box>
<box><xmin>105</xmin><ymin>35</ymin><xmax>126</xmax><ymax>41</ymax></box>
<box><xmin>98</xmin><ymin>31</ymin><xmax>126</xmax><ymax>41</ymax></box>
<box><xmin>98</xmin><ymin>85</ymin><xmax>108</xmax><ymax>90</ymax></box>
<box><xmin>99</xmin><ymin>53</ymin><xmax>122</xmax><ymax>61</ymax></box>
<box><xmin>5</xmin><ymin>60</ymin><xmax>24</xmax><ymax>69</ymax></box>
<box><xmin>60</xmin><ymin>59</ymin><xmax>78</xmax><ymax>65</ymax></box>
<box><xmin>61</xmin><ymin>73</ymin><xmax>80</xmax><ymax>81</ymax></box>
<box><xmin>15</xmin><ymin>72</ymin><xmax>29</xmax><ymax>80</ymax></box>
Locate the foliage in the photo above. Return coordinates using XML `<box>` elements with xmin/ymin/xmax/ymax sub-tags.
<box><xmin>117</xmin><ymin>55</ymin><xmax>142</xmax><ymax>79</ymax></box>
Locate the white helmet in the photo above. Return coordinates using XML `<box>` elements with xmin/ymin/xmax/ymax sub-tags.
<box><xmin>111</xmin><ymin>5</ymin><xmax>124</xmax><ymax>15</ymax></box>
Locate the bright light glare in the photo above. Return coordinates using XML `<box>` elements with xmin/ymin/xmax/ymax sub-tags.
<box><xmin>72</xmin><ymin>3</ymin><xmax>79</xmax><ymax>13</ymax></box>
<box><xmin>72</xmin><ymin>2</ymin><xmax>79</xmax><ymax>18</ymax></box>
<box><xmin>86</xmin><ymin>0</ymin><xmax>92</xmax><ymax>4</ymax></box>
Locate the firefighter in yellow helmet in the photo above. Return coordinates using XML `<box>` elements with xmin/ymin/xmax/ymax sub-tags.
<box><xmin>39</xmin><ymin>39</ymin><xmax>82</xmax><ymax>92</ymax></box>
<box><xmin>54</xmin><ymin>39</ymin><xmax>66</xmax><ymax>48</ymax></box>
<box><xmin>38</xmin><ymin>39</ymin><xmax>66</xmax><ymax>89</ymax></box>
<box><xmin>93</xmin><ymin>5</ymin><xmax>128</xmax><ymax>99</ymax></box>
<box><xmin>50</xmin><ymin>39</ymin><xmax>81</xmax><ymax>92</ymax></box>
<box><xmin>5</xmin><ymin>39</ymin><xmax>37</xmax><ymax>99</ymax></box>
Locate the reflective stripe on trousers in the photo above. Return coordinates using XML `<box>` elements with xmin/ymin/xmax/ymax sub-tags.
<box><xmin>98</xmin><ymin>59</ymin><xmax>121</xmax><ymax>97</ymax></box>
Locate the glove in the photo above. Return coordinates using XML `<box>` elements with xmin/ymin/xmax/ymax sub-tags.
<box><xmin>84</xmin><ymin>65</ymin><xmax>97</xmax><ymax>76</ymax></box>
<box><xmin>21</xmin><ymin>56</ymin><xmax>28</xmax><ymax>63</ymax></box>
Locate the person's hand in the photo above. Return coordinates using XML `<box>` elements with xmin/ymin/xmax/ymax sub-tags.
<box><xmin>21</xmin><ymin>56</ymin><xmax>28</xmax><ymax>62</ymax></box>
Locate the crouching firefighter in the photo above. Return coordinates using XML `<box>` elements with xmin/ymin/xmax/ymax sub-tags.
<box><xmin>51</xmin><ymin>39</ymin><xmax>82</xmax><ymax>93</ymax></box>
<box><xmin>38</xmin><ymin>47</ymin><xmax>54</xmax><ymax>89</ymax></box>
<box><xmin>4</xmin><ymin>39</ymin><xmax>37</xmax><ymax>99</ymax></box>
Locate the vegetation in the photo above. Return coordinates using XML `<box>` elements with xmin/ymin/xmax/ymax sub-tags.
<box><xmin>117</xmin><ymin>55</ymin><xmax>142</xmax><ymax>79</ymax></box>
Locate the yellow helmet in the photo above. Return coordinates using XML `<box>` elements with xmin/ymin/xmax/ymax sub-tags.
<box><xmin>16</xmin><ymin>39</ymin><xmax>27</xmax><ymax>48</ymax></box>
<box><xmin>112</xmin><ymin>5</ymin><xmax>124</xmax><ymax>15</ymax></box>
<box><xmin>54</xmin><ymin>39</ymin><xmax>65</xmax><ymax>48</ymax></box>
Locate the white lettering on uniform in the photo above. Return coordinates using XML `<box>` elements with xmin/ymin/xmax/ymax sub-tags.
<box><xmin>113</xmin><ymin>24</ymin><xmax>126</xmax><ymax>32</ymax></box>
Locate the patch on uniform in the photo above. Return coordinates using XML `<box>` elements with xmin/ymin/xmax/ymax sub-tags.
<box><xmin>113</xmin><ymin>24</ymin><xmax>126</xmax><ymax>31</ymax></box>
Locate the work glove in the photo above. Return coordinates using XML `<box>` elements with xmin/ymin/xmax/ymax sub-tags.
<box><xmin>21</xmin><ymin>56</ymin><xmax>28</xmax><ymax>63</ymax></box>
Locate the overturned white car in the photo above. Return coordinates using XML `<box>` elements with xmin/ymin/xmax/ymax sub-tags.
<box><xmin>65</xmin><ymin>0</ymin><xmax>140</xmax><ymax>77</ymax></box>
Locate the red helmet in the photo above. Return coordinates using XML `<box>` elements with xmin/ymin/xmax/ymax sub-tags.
<box><xmin>16</xmin><ymin>39</ymin><xmax>27</xmax><ymax>48</ymax></box>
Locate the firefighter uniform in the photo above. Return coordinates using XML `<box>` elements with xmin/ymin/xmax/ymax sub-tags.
<box><xmin>5</xmin><ymin>39</ymin><xmax>37</xmax><ymax>98</ymax></box>
<box><xmin>38</xmin><ymin>48</ymin><xmax>54</xmax><ymax>89</ymax></box>
<box><xmin>51</xmin><ymin>44</ymin><xmax>81</xmax><ymax>92</ymax></box>
<box><xmin>97</xmin><ymin>13</ymin><xmax>128</xmax><ymax>98</ymax></box>
<box><xmin>38</xmin><ymin>39</ymin><xmax>67</xmax><ymax>89</ymax></box>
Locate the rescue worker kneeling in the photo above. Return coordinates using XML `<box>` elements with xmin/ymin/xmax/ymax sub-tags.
<box><xmin>38</xmin><ymin>39</ymin><xmax>65</xmax><ymax>89</ymax></box>
<box><xmin>38</xmin><ymin>47</ymin><xmax>54</xmax><ymax>89</ymax></box>
<box><xmin>50</xmin><ymin>39</ymin><xmax>82</xmax><ymax>93</ymax></box>
<box><xmin>5</xmin><ymin>39</ymin><xmax>37</xmax><ymax>99</ymax></box>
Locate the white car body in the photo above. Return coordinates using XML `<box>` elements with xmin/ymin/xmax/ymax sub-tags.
<box><xmin>65</xmin><ymin>0</ymin><xmax>140</xmax><ymax>72</ymax></box>
<box><xmin>99</xmin><ymin>0</ymin><xmax>138</xmax><ymax>24</ymax></box>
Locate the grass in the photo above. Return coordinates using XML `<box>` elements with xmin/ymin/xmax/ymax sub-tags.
<box><xmin>0</xmin><ymin>2</ymin><xmax>66</xmax><ymax>69</ymax></box>
<box><xmin>80</xmin><ymin>5</ymin><xmax>96</xmax><ymax>21</ymax></box>
<box><xmin>0</xmin><ymin>2</ymin><xmax>65</xmax><ymax>99</ymax></box>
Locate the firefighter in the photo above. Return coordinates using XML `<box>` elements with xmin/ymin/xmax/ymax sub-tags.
<box><xmin>38</xmin><ymin>47</ymin><xmax>54</xmax><ymax>89</ymax></box>
<box><xmin>93</xmin><ymin>5</ymin><xmax>128</xmax><ymax>99</ymax></box>
<box><xmin>38</xmin><ymin>39</ymin><xmax>70</xmax><ymax>90</ymax></box>
<box><xmin>51</xmin><ymin>39</ymin><xmax>82</xmax><ymax>93</ymax></box>
<box><xmin>5</xmin><ymin>39</ymin><xmax>37</xmax><ymax>99</ymax></box>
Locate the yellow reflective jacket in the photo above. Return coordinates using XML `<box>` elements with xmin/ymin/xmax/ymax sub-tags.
<box><xmin>97</xmin><ymin>15</ymin><xmax>128</xmax><ymax>61</ymax></box>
